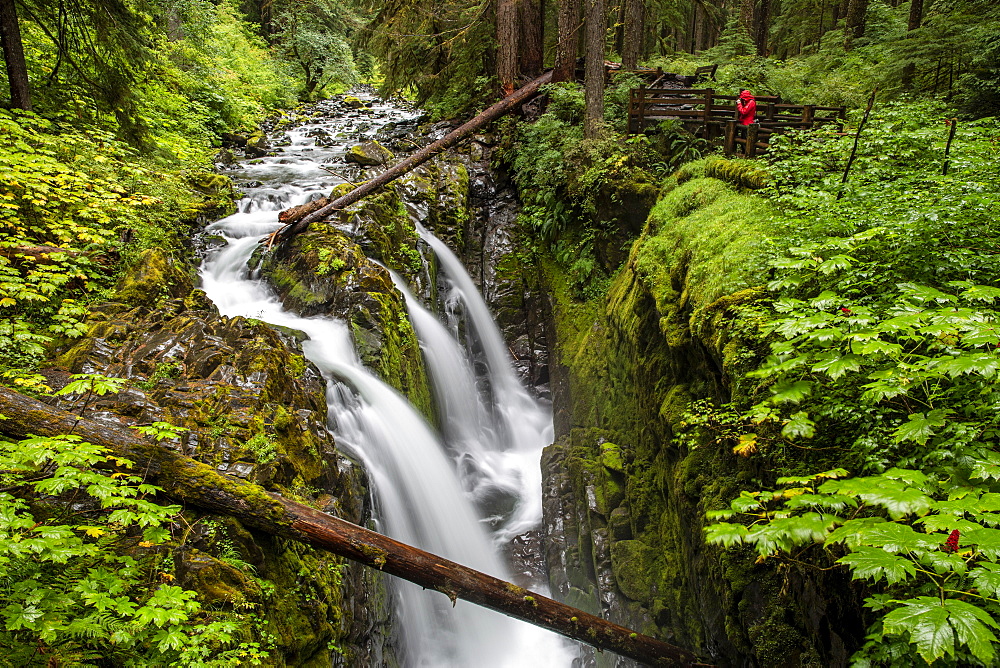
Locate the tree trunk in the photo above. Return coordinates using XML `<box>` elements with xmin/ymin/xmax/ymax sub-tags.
<box><xmin>843</xmin><ymin>0</ymin><xmax>868</xmax><ymax>49</ymax></box>
<box><xmin>497</xmin><ymin>0</ymin><xmax>520</xmax><ymax>94</ymax></box>
<box><xmin>900</xmin><ymin>0</ymin><xmax>924</xmax><ymax>89</ymax></box>
<box><xmin>554</xmin><ymin>0</ymin><xmax>582</xmax><ymax>82</ymax></box>
<box><xmin>519</xmin><ymin>0</ymin><xmax>544</xmax><ymax>77</ymax></box>
<box><xmin>739</xmin><ymin>0</ymin><xmax>754</xmax><ymax>40</ymax></box>
<box><xmin>583</xmin><ymin>0</ymin><xmax>606</xmax><ymax>139</ymax></box>
<box><xmin>621</xmin><ymin>0</ymin><xmax>645</xmax><ymax>68</ymax></box>
<box><xmin>755</xmin><ymin>0</ymin><xmax>771</xmax><ymax>55</ymax></box>
<box><xmin>268</xmin><ymin>71</ymin><xmax>554</xmax><ymax>246</ymax></box>
<box><xmin>693</xmin><ymin>2</ymin><xmax>705</xmax><ymax>53</ymax></box>
<box><xmin>612</xmin><ymin>1</ymin><xmax>623</xmax><ymax>58</ymax></box>
<box><xmin>0</xmin><ymin>384</ymin><xmax>709</xmax><ymax>667</ymax></box>
<box><xmin>0</xmin><ymin>0</ymin><xmax>31</xmax><ymax>111</ymax></box>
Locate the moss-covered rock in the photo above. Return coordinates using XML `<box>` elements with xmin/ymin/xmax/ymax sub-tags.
<box><xmin>254</xmin><ymin>207</ymin><xmax>432</xmax><ymax>418</ymax></box>
<box><xmin>540</xmin><ymin>176</ymin><xmax>865</xmax><ymax>665</ymax></box>
<box><xmin>345</xmin><ymin>141</ymin><xmax>393</xmax><ymax>166</ymax></box>
<box><xmin>51</xmin><ymin>287</ymin><xmax>390</xmax><ymax>665</ymax></box>
<box><xmin>113</xmin><ymin>248</ymin><xmax>193</xmax><ymax>309</ymax></box>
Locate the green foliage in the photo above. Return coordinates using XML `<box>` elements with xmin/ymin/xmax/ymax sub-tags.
<box><xmin>701</xmin><ymin>84</ymin><xmax>1000</xmax><ymax>666</ymax></box>
<box><xmin>637</xmin><ymin>173</ymin><xmax>779</xmax><ymax>310</ymax></box>
<box><xmin>706</xmin><ymin>464</ymin><xmax>1000</xmax><ymax>665</ymax></box>
<box><xmin>0</xmin><ymin>110</ymin><xmax>218</xmax><ymax>369</ymax></box>
<box><xmin>0</xmin><ymin>432</ymin><xmax>268</xmax><ymax>665</ymax></box>
<box><xmin>272</xmin><ymin>0</ymin><xmax>359</xmax><ymax>98</ymax></box>
<box><xmin>358</xmin><ymin>0</ymin><xmax>493</xmax><ymax>116</ymax></box>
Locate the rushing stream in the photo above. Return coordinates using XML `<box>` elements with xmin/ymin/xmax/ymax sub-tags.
<box><xmin>199</xmin><ymin>95</ymin><xmax>576</xmax><ymax>666</ymax></box>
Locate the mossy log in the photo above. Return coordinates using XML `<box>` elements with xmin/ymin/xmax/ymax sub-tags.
<box><xmin>0</xmin><ymin>385</ymin><xmax>709</xmax><ymax>667</ymax></box>
<box><xmin>266</xmin><ymin>70</ymin><xmax>554</xmax><ymax>247</ymax></box>
<box><xmin>278</xmin><ymin>196</ymin><xmax>331</xmax><ymax>225</ymax></box>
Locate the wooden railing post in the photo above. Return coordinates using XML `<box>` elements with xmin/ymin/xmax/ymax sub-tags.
<box><xmin>637</xmin><ymin>84</ymin><xmax>646</xmax><ymax>132</ymax></box>
<box><xmin>703</xmin><ymin>88</ymin><xmax>714</xmax><ymax>131</ymax></box>
<box><xmin>747</xmin><ymin>123</ymin><xmax>759</xmax><ymax>157</ymax></box>
<box><xmin>627</xmin><ymin>88</ymin><xmax>635</xmax><ymax>134</ymax></box>
<box><xmin>766</xmin><ymin>102</ymin><xmax>776</xmax><ymax>122</ymax></box>
<box><xmin>725</xmin><ymin>120</ymin><xmax>737</xmax><ymax>157</ymax></box>
<box><xmin>803</xmin><ymin>105</ymin><xmax>814</xmax><ymax>126</ymax></box>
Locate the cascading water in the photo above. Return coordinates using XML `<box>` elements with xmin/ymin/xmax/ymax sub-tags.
<box><xmin>199</xmin><ymin>95</ymin><xmax>575</xmax><ymax>666</ymax></box>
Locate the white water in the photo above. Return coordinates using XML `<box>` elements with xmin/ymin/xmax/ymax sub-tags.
<box><xmin>199</xmin><ymin>97</ymin><xmax>574</xmax><ymax>666</ymax></box>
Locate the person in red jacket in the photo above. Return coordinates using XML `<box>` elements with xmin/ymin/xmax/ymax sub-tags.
<box><xmin>736</xmin><ymin>89</ymin><xmax>757</xmax><ymax>125</ymax></box>
<box><xmin>735</xmin><ymin>89</ymin><xmax>757</xmax><ymax>153</ymax></box>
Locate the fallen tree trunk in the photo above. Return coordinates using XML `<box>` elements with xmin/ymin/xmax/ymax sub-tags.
<box><xmin>0</xmin><ymin>385</ymin><xmax>709</xmax><ymax>666</ymax></box>
<box><xmin>265</xmin><ymin>70</ymin><xmax>554</xmax><ymax>247</ymax></box>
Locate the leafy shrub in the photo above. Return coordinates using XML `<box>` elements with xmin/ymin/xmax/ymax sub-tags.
<box><xmin>0</xmin><ymin>431</ymin><xmax>269</xmax><ymax>665</ymax></box>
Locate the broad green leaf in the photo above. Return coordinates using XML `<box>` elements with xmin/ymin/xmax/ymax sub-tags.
<box><xmin>705</xmin><ymin>523</ymin><xmax>749</xmax><ymax>547</ymax></box>
<box><xmin>776</xmin><ymin>469</ymin><xmax>850</xmax><ymax>485</ymax></box>
<box><xmin>782</xmin><ymin>412</ymin><xmax>816</xmax><ymax>439</ymax></box>
<box><xmin>811</xmin><ymin>353</ymin><xmax>864</xmax><ymax>379</ymax></box>
<box><xmin>838</xmin><ymin>546</ymin><xmax>916</xmax><ymax>584</ymax></box>
<box><xmin>935</xmin><ymin>353</ymin><xmax>1000</xmax><ymax>379</ymax></box>
<box><xmin>893</xmin><ymin>411</ymin><xmax>948</xmax><ymax>446</ymax></box>
<box><xmin>920</xmin><ymin>550</ymin><xmax>967</xmax><ymax>575</ymax></box>
<box><xmin>964</xmin><ymin>527</ymin><xmax>1000</xmax><ymax>559</ymax></box>
<box><xmin>860</xmin><ymin>522</ymin><xmax>938</xmax><ymax>552</ymax></box>
<box><xmin>882</xmin><ymin>597</ymin><xmax>953</xmax><ymax>663</ymax></box>
<box><xmin>850</xmin><ymin>339</ymin><xmax>903</xmax><ymax>357</ymax></box>
<box><xmin>769</xmin><ymin>380</ymin><xmax>813</xmax><ymax>404</ymax></box>
<box><xmin>970</xmin><ymin>563</ymin><xmax>1000</xmax><ymax>597</ymax></box>
<box><xmin>943</xmin><ymin>599</ymin><xmax>999</xmax><ymax>664</ymax></box>
<box><xmin>826</xmin><ymin>517</ymin><xmax>889</xmax><ymax>547</ymax></box>
<box><xmin>959</xmin><ymin>284</ymin><xmax>1000</xmax><ymax>304</ymax></box>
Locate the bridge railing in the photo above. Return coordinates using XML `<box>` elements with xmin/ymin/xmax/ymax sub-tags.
<box><xmin>627</xmin><ymin>86</ymin><xmax>847</xmax><ymax>157</ymax></box>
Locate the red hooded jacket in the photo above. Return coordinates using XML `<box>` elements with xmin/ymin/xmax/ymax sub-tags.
<box><xmin>736</xmin><ymin>90</ymin><xmax>757</xmax><ymax>126</ymax></box>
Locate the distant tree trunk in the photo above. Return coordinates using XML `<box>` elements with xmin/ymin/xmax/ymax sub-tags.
<box><xmin>554</xmin><ymin>0</ymin><xmax>581</xmax><ymax>81</ymax></box>
<box><xmin>621</xmin><ymin>0</ymin><xmax>645</xmax><ymax>68</ymax></box>
<box><xmin>739</xmin><ymin>0</ymin><xmax>754</xmax><ymax>38</ymax></box>
<box><xmin>497</xmin><ymin>0</ymin><xmax>520</xmax><ymax>94</ymax></box>
<box><xmin>0</xmin><ymin>0</ymin><xmax>31</xmax><ymax>110</ymax></box>
<box><xmin>519</xmin><ymin>0</ymin><xmax>544</xmax><ymax>76</ymax></box>
<box><xmin>584</xmin><ymin>0</ymin><xmax>606</xmax><ymax>138</ymax></box>
<box><xmin>692</xmin><ymin>3</ymin><xmax>705</xmax><ymax>52</ymax></box>
<box><xmin>843</xmin><ymin>0</ymin><xmax>868</xmax><ymax>49</ymax></box>
<box><xmin>900</xmin><ymin>0</ymin><xmax>924</xmax><ymax>88</ymax></box>
<box><xmin>613</xmin><ymin>1</ymin><xmax>625</xmax><ymax>58</ymax></box>
<box><xmin>260</xmin><ymin>0</ymin><xmax>273</xmax><ymax>36</ymax></box>
<box><xmin>755</xmin><ymin>0</ymin><xmax>771</xmax><ymax>55</ymax></box>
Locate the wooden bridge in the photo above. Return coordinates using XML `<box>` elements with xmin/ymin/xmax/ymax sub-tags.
<box><xmin>627</xmin><ymin>85</ymin><xmax>846</xmax><ymax>157</ymax></box>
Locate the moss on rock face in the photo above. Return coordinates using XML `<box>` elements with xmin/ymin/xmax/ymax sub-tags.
<box><xmin>541</xmin><ymin>176</ymin><xmax>864</xmax><ymax>664</ymax></box>
<box><xmin>610</xmin><ymin>540</ymin><xmax>656</xmax><ymax>603</ymax></box>
<box><xmin>51</xmin><ymin>287</ymin><xmax>385</xmax><ymax>665</ymax></box>
<box><xmin>345</xmin><ymin>141</ymin><xmax>393</xmax><ymax>166</ymax></box>
<box><xmin>113</xmin><ymin>248</ymin><xmax>193</xmax><ymax>308</ymax></box>
<box><xmin>255</xmin><ymin>200</ymin><xmax>433</xmax><ymax>419</ymax></box>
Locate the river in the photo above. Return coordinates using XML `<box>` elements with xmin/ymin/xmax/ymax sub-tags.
<box><xmin>199</xmin><ymin>93</ymin><xmax>576</xmax><ymax>667</ymax></box>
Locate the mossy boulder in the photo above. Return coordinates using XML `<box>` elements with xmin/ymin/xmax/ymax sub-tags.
<box><xmin>610</xmin><ymin>540</ymin><xmax>657</xmax><ymax>603</ymax></box>
<box><xmin>345</xmin><ymin>141</ymin><xmax>393</xmax><ymax>167</ymax></box>
<box><xmin>113</xmin><ymin>248</ymin><xmax>193</xmax><ymax>309</ymax></box>
<box><xmin>255</xmin><ymin>223</ymin><xmax>433</xmax><ymax>418</ymax></box>
<box><xmin>343</xmin><ymin>96</ymin><xmax>365</xmax><ymax>109</ymax></box>
<box><xmin>50</xmin><ymin>287</ymin><xmax>388</xmax><ymax>664</ymax></box>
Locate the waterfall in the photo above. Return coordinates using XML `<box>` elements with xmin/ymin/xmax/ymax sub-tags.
<box><xmin>199</xmin><ymin>96</ymin><xmax>574</xmax><ymax>666</ymax></box>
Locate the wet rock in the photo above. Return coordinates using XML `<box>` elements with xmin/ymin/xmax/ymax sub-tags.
<box><xmin>50</xmin><ymin>284</ymin><xmax>382</xmax><ymax>664</ymax></box>
<box><xmin>345</xmin><ymin>141</ymin><xmax>393</xmax><ymax>167</ymax></box>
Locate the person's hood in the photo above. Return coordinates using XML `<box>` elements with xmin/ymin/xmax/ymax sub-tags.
<box><xmin>739</xmin><ymin>90</ymin><xmax>755</xmax><ymax>100</ymax></box>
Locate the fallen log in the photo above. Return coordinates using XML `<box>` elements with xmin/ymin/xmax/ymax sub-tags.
<box><xmin>278</xmin><ymin>196</ymin><xmax>331</xmax><ymax>225</ymax></box>
<box><xmin>0</xmin><ymin>384</ymin><xmax>710</xmax><ymax>666</ymax></box>
<box><xmin>265</xmin><ymin>70</ymin><xmax>554</xmax><ymax>247</ymax></box>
